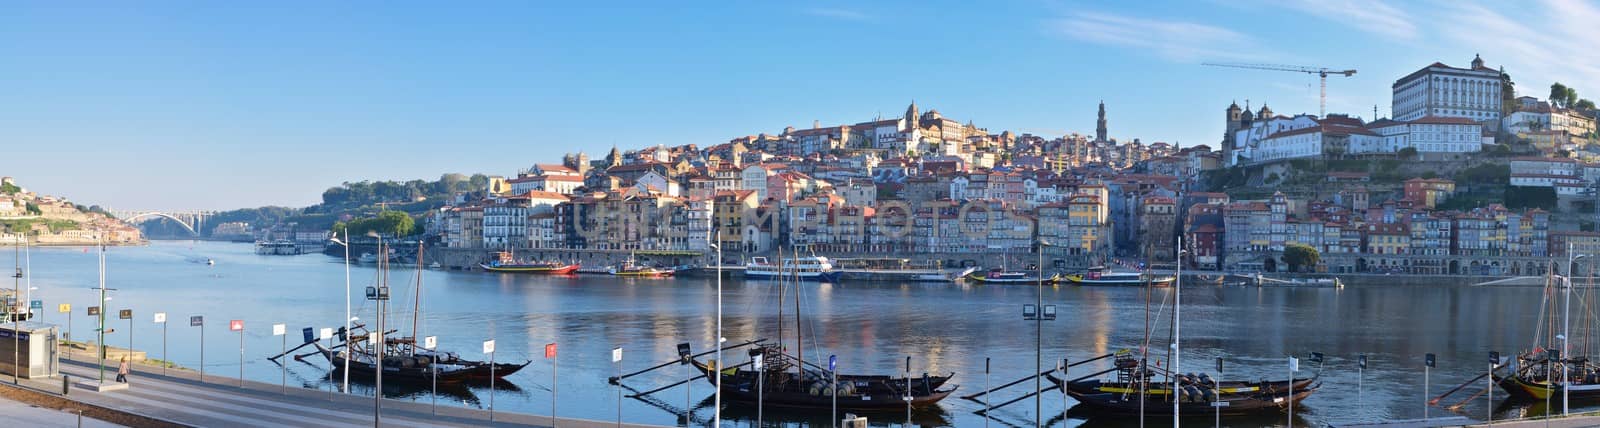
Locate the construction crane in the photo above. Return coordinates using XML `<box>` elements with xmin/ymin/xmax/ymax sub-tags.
<box><xmin>1203</xmin><ymin>62</ymin><xmax>1356</xmax><ymax>118</ymax></box>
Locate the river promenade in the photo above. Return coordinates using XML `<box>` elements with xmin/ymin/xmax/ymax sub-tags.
<box><xmin>0</xmin><ymin>351</ymin><xmax>665</xmax><ymax>428</ymax></box>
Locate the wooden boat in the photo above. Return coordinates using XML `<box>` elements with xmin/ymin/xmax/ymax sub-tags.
<box><xmin>480</xmin><ymin>251</ymin><xmax>579</xmax><ymax>274</ymax></box>
<box><xmin>679</xmin><ymin>245</ymin><xmax>956</xmax><ymax>412</ymax></box>
<box><xmin>608</xmin><ymin>260</ymin><xmax>674</xmax><ymax>277</ymax></box>
<box><xmin>690</xmin><ymin>345</ymin><xmax>956</xmax><ymax>410</ymax></box>
<box><xmin>1057</xmin><ymin>363</ymin><xmax>1318</xmax><ymax>415</ymax></box>
<box><xmin>1492</xmin><ymin>271</ymin><xmax>1600</xmax><ymax>401</ymax></box>
<box><xmin>309</xmin><ymin>241</ymin><xmax>528</xmax><ymax>385</ymax></box>
<box><xmin>481</xmin><ymin>261</ymin><xmax>579</xmax><ymax>274</ymax></box>
<box><xmin>1064</xmin><ymin>266</ymin><xmax>1175</xmax><ymax>286</ymax></box>
<box><xmin>966</xmin><ymin>268</ymin><xmax>1058</xmax><ymax>284</ymax></box>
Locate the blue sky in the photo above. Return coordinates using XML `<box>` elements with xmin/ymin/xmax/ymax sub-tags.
<box><xmin>4</xmin><ymin>1</ymin><xmax>1599</xmax><ymax>210</ymax></box>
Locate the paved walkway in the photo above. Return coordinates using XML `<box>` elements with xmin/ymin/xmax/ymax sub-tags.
<box><xmin>0</xmin><ymin>393</ymin><xmax>122</xmax><ymax>427</ymax></box>
<box><xmin>20</xmin><ymin>355</ymin><xmax>665</xmax><ymax>428</ymax></box>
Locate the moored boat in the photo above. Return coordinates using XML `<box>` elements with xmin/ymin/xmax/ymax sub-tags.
<box><xmin>965</xmin><ymin>268</ymin><xmax>1057</xmax><ymax>284</ymax></box>
<box><xmin>690</xmin><ymin>345</ymin><xmax>956</xmax><ymax>410</ymax></box>
<box><xmin>1064</xmin><ymin>266</ymin><xmax>1175</xmax><ymax>286</ymax></box>
<box><xmin>479</xmin><ymin>252</ymin><xmax>578</xmax><ymax>274</ymax></box>
<box><xmin>746</xmin><ymin>256</ymin><xmax>841</xmax><ymax>282</ymax></box>
<box><xmin>608</xmin><ymin>258</ymin><xmax>674</xmax><ymax>277</ymax></box>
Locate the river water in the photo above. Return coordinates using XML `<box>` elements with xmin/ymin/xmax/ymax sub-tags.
<box><xmin>11</xmin><ymin>240</ymin><xmax>1580</xmax><ymax>427</ymax></box>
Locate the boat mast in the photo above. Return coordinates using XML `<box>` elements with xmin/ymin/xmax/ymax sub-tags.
<box><xmin>794</xmin><ymin>246</ymin><xmax>804</xmax><ymax>374</ymax></box>
<box><xmin>411</xmin><ymin>242</ymin><xmax>424</xmax><ymax>356</ymax></box>
<box><xmin>776</xmin><ymin>245</ymin><xmax>784</xmax><ymax>359</ymax></box>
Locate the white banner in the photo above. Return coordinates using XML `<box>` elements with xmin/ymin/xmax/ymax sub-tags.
<box><xmin>369</xmin><ymin>332</ymin><xmax>380</xmax><ymax>345</ymax></box>
<box><xmin>272</xmin><ymin>323</ymin><xmax>286</xmax><ymax>336</ymax></box>
<box><xmin>612</xmin><ymin>347</ymin><xmax>623</xmax><ymax>363</ymax></box>
<box><xmin>320</xmin><ymin>328</ymin><xmax>334</xmax><ymax>340</ymax></box>
<box><xmin>424</xmin><ymin>336</ymin><xmax>437</xmax><ymax>351</ymax></box>
<box><xmin>1289</xmin><ymin>357</ymin><xmax>1300</xmax><ymax>372</ymax></box>
<box><xmin>754</xmin><ymin>354</ymin><xmax>763</xmax><ymax>370</ymax></box>
<box><xmin>153</xmin><ymin>312</ymin><xmax>166</xmax><ymax>323</ymax></box>
<box><xmin>482</xmin><ymin>339</ymin><xmax>495</xmax><ymax>354</ymax></box>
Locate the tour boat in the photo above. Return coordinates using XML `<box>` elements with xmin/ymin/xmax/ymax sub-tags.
<box><xmin>1063</xmin><ymin>266</ymin><xmax>1175</xmax><ymax>286</ymax></box>
<box><xmin>745</xmin><ymin>256</ymin><xmax>842</xmax><ymax>282</ymax></box>
<box><xmin>965</xmin><ymin>268</ymin><xmax>1057</xmax><ymax>284</ymax></box>
<box><xmin>607</xmin><ymin>259</ymin><xmax>674</xmax><ymax>277</ymax></box>
<box><xmin>479</xmin><ymin>252</ymin><xmax>578</xmax><ymax>274</ymax></box>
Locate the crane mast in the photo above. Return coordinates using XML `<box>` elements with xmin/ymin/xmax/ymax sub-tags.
<box><xmin>1203</xmin><ymin>62</ymin><xmax>1357</xmax><ymax>118</ymax></box>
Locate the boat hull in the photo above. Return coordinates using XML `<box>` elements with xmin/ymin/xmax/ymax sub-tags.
<box><xmin>745</xmin><ymin>270</ymin><xmax>842</xmax><ymax>282</ymax></box>
<box><xmin>1065</xmin><ymin>275</ymin><xmax>1176</xmax><ymax>286</ymax></box>
<box><xmin>692</xmin><ymin>359</ymin><xmax>955</xmax><ymax>410</ymax></box>
<box><xmin>479</xmin><ymin>263</ymin><xmax>579</xmax><ymax>274</ymax></box>
<box><xmin>966</xmin><ymin>273</ymin><xmax>1059</xmax><ymax>284</ymax></box>
<box><xmin>1062</xmin><ymin>377</ymin><xmax>1318</xmax><ymax>415</ymax></box>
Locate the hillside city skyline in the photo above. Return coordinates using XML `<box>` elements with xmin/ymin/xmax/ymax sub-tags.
<box><xmin>6</xmin><ymin>1</ymin><xmax>1600</xmax><ymax>209</ymax></box>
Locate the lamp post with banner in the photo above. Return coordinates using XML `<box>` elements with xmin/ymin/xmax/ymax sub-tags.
<box><xmin>154</xmin><ymin>313</ymin><xmax>167</xmax><ymax>376</ymax></box>
<box><xmin>119</xmin><ymin>310</ymin><xmax>133</xmax><ymax>369</ymax></box>
<box><xmin>320</xmin><ymin>327</ymin><xmax>334</xmax><ymax>399</ymax></box>
<box><xmin>546</xmin><ymin>342</ymin><xmax>558</xmax><ymax>427</ymax></box>
<box><xmin>365</xmin><ymin>284</ymin><xmax>389</xmax><ymax>428</ymax></box>
<box><xmin>273</xmin><ymin>324</ymin><xmax>286</xmax><ymax>393</ymax></box>
<box><xmin>191</xmin><ymin>316</ymin><xmax>204</xmax><ymax>381</ymax></box>
<box><xmin>484</xmin><ymin>339</ymin><xmax>496</xmax><ymax>423</ymax></box>
<box><xmin>424</xmin><ymin>335</ymin><xmax>437</xmax><ymax>414</ymax></box>
<box><xmin>230</xmin><ymin>320</ymin><xmax>244</xmax><ymax>387</ymax></box>
<box><xmin>613</xmin><ymin>347</ymin><xmax>623</xmax><ymax>427</ymax></box>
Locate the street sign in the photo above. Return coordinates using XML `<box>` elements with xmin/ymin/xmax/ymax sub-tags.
<box><xmin>423</xmin><ymin>336</ymin><xmax>436</xmax><ymax>350</ymax></box>
<box><xmin>1490</xmin><ymin>351</ymin><xmax>1500</xmax><ymax>365</ymax></box>
<box><xmin>320</xmin><ymin>328</ymin><xmax>334</xmax><ymax>340</ymax></box>
<box><xmin>483</xmin><ymin>340</ymin><xmax>495</xmax><ymax>354</ymax></box>
<box><xmin>154</xmin><ymin>312</ymin><xmax>166</xmax><ymax>323</ymax></box>
<box><xmin>1425</xmin><ymin>353</ymin><xmax>1436</xmax><ymax>368</ymax></box>
<box><xmin>612</xmin><ymin>347</ymin><xmax>622</xmax><ymax>363</ymax></box>
<box><xmin>545</xmin><ymin>343</ymin><xmax>557</xmax><ymax>358</ymax></box>
<box><xmin>87</xmin><ymin>306</ymin><xmax>100</xmax><ymax>316</ymax></box>
<box><xmin>30</xmin><ymin>300</ymin><xmax>41</xmax><ymax>310</ymax></box>
<box><xmin>229</xmin><ymin>319</ymin><xmax>243</xmax><ymax>332</ymax></box>
<box><xmin>58</xmin><ymin>303</ymin><xmax>70</xmax><ymax>313</ymax></box>
<box><xmin>829</xmin><ymin>354</ymin><xmax>837</xmax><ymax>372</ymax></box>
<box><xmin>302</xmin><ymin>327</ymin><xmax>314</xmax><ymax>343</ymax></box>
<box><xmin>119</xmin><ymin>309</ymin><xmax>132</xmax><ymax>320</ymax></box>
<box><xmin>1359</xmin><ymin>354</ymin><xmax>1367</xmax><ymax>370</ymax></box>
<box><xmin>190</xmin><ymin>315</ymin><xmax>204</xmax><ymax>327</ymax></box>
<box><xmin>272</xmin><ymin>323</ymin><xmax>285</xmax><ymax>336</ymax></box>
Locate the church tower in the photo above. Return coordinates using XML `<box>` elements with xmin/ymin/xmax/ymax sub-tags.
<box><xmin>903</xmin><ymin>100</ymin><xmax>920</xmax><ymax>132</ymax></box>
<box><xmin>1095</xmin><ymin>100</ymin><xmax>1108</xmax><ymax>143</ymax></box>
<box><xmin>1223</xmin><ymin>101</ymin><xmax>1243</xmax><ymax>162</ymax></box>
<box><xmin>606</xmin><ymin>145</ymin><xmax>622</xmax><ymax>168</ymax></box>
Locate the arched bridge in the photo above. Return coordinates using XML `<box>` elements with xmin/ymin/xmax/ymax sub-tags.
<box><xmin>110</xmin><ymin>210</ymin><xmax>214</xmax><ymax>235</ymax></box>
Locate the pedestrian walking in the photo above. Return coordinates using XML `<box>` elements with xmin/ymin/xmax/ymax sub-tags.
<box><xmin>117</xmin><ymin>357</ymin><xmax>130</xmax><ymax>383</ymax></box>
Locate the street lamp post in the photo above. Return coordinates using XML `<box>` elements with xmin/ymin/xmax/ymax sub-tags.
<box><xmin>1175</xmin><ymin>239</ymin><xmax>1188</xmax><ymax>428</ymax></box>
<box><xmin>710</xmin><ymin>237</ymin><xmax>723</xmax><ymax>426</ymax></box>
<box><xmin>1566</xmin><ymin>246</ymin><xmax>1587</xmax><ymax>415</ymax></box>
<box><xmin>13</xmin><ymin>239</ymin><xmax>22</xmax><ymax>384</ymax></box>
<box><xmin>1027</xmin><ymin>239</ymin><xmax>1056</xmax><ymax>428</ymax></box>
<box><xmin>366</xmin><ymin>285</ymin><xmax>389</xmax><ymax>428</ymax></box>
<box><xmin>329</xmin><ymin>229</ymin><xmax>352</xmax><ymax>393</ymax></box>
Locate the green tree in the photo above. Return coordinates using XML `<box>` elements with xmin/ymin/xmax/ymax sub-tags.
<box><xmin>24</xmin><ymin>202</ymin><xmax>41</xmax><ymax>215</ymax></box>
<box><xmin>1397</xmin><ymin>147</ymin><xmax>1419</xmax><ymax>160</ymax></box>
<box><xmin>1284</xmin><ymin>243</ymin><xmax>1320</xmax><ymax>273</ymax></box>
<box><xmin>1578</xmin><ymin>99</ymin><xmax>1597</xmax><ymax>111</ymax></box>
<box><xmin>1553</xmin><ymin>83</ymin><xmax>1571</xmax><ymax>108</ymax></box>
<box><xmin>0</xmin><ymin>182</ymin><xmax>19</xmax><ymax>194</ymax></box>
<box><xmin>1567</xmin><ymin>87</ymin><xmax>1579</xmax><ymax>108</ymax></box>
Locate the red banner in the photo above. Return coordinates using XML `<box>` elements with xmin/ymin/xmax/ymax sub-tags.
<box><xmin>545</xmin><ymin>343</ymin><xmax>557</xmax><ymax>358</ymax></box>
<box><xmin>229</xmin><ymin>319</ymin><xmax>243</xmax><ymax>331</ymax></box>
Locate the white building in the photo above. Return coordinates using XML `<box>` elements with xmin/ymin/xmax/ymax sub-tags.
<box><xmin>1504</xmin><ymin>99</ymin><xmax>1596</xmax><ymax>138</ymax></box>
<box><xmin>1368</xmin><ymin>116</ymin><xmax>1484</xmax><ymax>155</ymax></box>
<box><xmin>1391</xmin><ymin>55</ymin><xmax>1502</xmax><ymax>129</ymax></box>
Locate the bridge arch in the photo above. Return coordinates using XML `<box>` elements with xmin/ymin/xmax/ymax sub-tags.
<box><xmin>124</xmin><ymin>212</ymin><xmax>200</xmax><ymax>235</ymax></box>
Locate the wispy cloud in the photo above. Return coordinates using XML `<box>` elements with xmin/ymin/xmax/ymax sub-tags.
<box><xmin>1274</xmin><ymin>0</ymin><xmax>1419</xmax><ymax>40</ymax></box>
<box><xmin>802</xmin><ymin>7</ymin><xmax>870</xmax><ymax>22</ymax></box>
<box><xmin>1435</xmin><ymin>1</ymin><xmax>1600</xmax><ymax>100</ymax></box>
<box><xmin>1044</xmin><ymin>11</ymin><xmax>1261</xmax><ymax>62</ymax></box>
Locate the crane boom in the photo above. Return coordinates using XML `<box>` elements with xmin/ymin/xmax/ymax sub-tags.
<box><xmin>1203</xmin><ymin>62</ymin><xmax>1357</xmax><ymax>118</ymax></box>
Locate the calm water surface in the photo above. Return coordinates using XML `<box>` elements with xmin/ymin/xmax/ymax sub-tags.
<box><xmin>14</xmin><ymin>241</ymin><xmax>1578</xmax><ymax>427</ymax></box>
